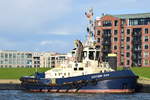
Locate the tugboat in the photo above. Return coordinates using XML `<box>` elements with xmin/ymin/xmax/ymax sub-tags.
<box><xmin>20</xmin><ymin>9</ymin><xmax>138</xmax><ymax>93</ymax></box>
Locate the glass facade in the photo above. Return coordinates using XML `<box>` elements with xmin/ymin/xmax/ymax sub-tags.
<box><xmin>0</xmin><ymin>51</ymin><xmax>66</xmax><ymax>68</ymax></box>
<box><xmin>0</xmin><ymin>51</ymin><xmax>33</xmax><ymax>68</ymax></box>
<box><xmin>129</xmin><ymin>18</ymin><xmax>150</xmax><ymax>26</ymax></box>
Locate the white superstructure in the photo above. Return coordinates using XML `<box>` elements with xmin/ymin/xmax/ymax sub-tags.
<box><xmin>45</xmin><ymin>8</ymin><xmax>114</xmax><ymax>79</ymax></box>
<box><xmin>45</xmin><ymin>40</ymin><xmax>114</xmax><ymax>78</ymax></box>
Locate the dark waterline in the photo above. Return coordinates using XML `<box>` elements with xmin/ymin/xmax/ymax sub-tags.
<box><xmin>0</xmin><ymin>90</ymin><xmax>150</xmax><ymax>100</ymax></box>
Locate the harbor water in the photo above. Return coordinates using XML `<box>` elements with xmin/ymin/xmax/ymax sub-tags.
<box><xmin>0</xmin><ymin>90</ymin><xmax>150</xmax><ymax>100</ymax></box>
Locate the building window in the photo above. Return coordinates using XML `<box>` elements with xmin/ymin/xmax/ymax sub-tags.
<box><xmin>127</xmin><ymin>29</ymin><xmax>130</xmax><ymax>35</ymax></box>
<box><xmin>114</xmin><ymin>37</ymin><xmax>118</xmax><ymax>42</ymax></box>
<box><xmin>126</xmin><ymin>52</ymin><xmax>130</xmax><ymax>57</ymax></box>
<box><xmin>9</xmin><ymin>53</ymin><xmax>12</xmax><ymax>58</ymax></box>
<box><xmin>144</xmin><ymin>60</ymin><xmax>149</xmax><ymax>65</ymax></box>
<box><xmin>145</xmin><ymin>28</ymin><xmax>148</xmax><ymax>34</ymax></box>
<box><xmin>97</xmin><ymin>30</ymin><xmax>101</xmax><ymax>35</ymax></box>
<box><xmin>21</xmin><ymin>54</ymin><xmax>24</xmax><ymax>58</ymax></box>
<box><xmin>5</xmin><ymin>53</ymin><xmax>8</xmax><ymax>58</ymax></box>
<box><xmin>126</xmin><ymin>37</ymin><xmax>130</xmax><ymax>42</ymax></box>
<box><xmin>13</xmin><ymin>53</ymin><xmax>16</xmax><ymax>58</ymax></box>
<box><xmin>102</xmin><ymin>20</ymin><xmax>112</xmax><ymax>27</ymax></box>
<box><xmin>129</xmin><ymin>18</ymin><xmax>150</xmax><ymax>26</ymax></box>
<box><xmin>0</xmin><ymin>61</ymin><xmax>3</xmax><ymax>64</ymax></box>
<box><xmin>144</xmin><ymin>36</ymin><xmax>149</xmax><ymax>42</ymax></box>
<box><xmin>114</xmin><ymin>20</ymin><xmax>118</xmax><ymax>26</ymax></box>
<box><xmin>144</xmin><ymin>52</ymin><xmax>149</xmax><ymax>57</ymax></box>
<box><xmin>114</xmin><ymin>30</ymin><xmax>118</xmax><ymax>35</ymax></box>
<box><xmin>1</xmin><ymin>53</ymin><xmax>4</xmax><ymax>58</ymax></box>
<box><xmin>144</xmin><ymin>44</ymin><xmax>149</xmax><ymax>49</ymax></box>
<box><xmin>127</xmin><ymin>60</ymin><xmax>130</xmax><ymax>65</ymax></box>
<box><xmin>114</xmin><ymin>45</ymin><xmax>117</xmax><ymax>50</ymax></box>
<box><xmin>121</xmin><ymin>28</ymin><xmax>124</xmax><ymax>33</ymax></box>
<box><xmin>126</xmin><ymin>45</ymin><xmax>130</xmax><ymax>50</ymax></box>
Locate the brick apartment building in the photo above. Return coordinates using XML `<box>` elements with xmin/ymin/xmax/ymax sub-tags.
<box><xmin>94</xmin><ymin>13</ymin><xmax>150</xmax><ymax>67</ymax></box>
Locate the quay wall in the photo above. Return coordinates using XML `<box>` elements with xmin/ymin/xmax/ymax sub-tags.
<box><xmin>0</xmin><ymin>79</ymin><xmax>23</xmax><ymax>90</ymax></box>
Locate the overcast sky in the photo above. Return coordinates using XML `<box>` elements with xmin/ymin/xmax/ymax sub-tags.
<box><xmin>0</xmin><ymin>0</ymin><xmax>149</xmax><ymax>53</ymax></box>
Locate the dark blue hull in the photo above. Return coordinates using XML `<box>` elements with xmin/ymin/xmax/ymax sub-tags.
<box><xmin>20</xmin><ymin>70</ymin><xmax>138</xmax><ymax>93</ymax></box>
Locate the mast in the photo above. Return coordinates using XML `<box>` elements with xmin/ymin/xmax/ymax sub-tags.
<box><xmin>85</xmin><ymin>8</ymin><xmax>95</xmax><ymax>47</ymax></box>
<box><xmin>85</xmin><ymin>8</ymin><xmax>102</xmax><ymax>64</ymax></box>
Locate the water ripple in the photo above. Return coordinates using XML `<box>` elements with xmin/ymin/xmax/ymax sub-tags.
<box><xmin>0</xmin><ymin>90</ymin><xmax>150</xmax><ymax>100</ymax></box>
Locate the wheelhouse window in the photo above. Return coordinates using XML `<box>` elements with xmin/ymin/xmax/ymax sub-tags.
<box><xmin>83</xmin><ymin>51</ymin><xmax>87</xmax><ymax>58</ymax></box>
<box><xmin>95</xmin><ymin>51</ymin><xmax>100</xmax><ymax>60</ymax></box>
<box><xmin>89</xmin><ymin>51</ymin><xmax>95</xmax><ymax>60</ymax></box>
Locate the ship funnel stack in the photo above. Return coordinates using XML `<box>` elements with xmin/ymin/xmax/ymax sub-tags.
<box><xmin>108</xmin><ymin>54</ymin><xmax>117</xmax><ymax>71</ymax></box>
<box><xmin>74</xmin><ymin>40</ymin><xmax>83</xmax><ymax>62</ymax></box>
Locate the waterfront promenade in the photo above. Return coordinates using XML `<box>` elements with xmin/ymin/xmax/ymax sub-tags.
<box><xmin>0</xmin><ymin>79</ymin><xmax>20</xmax><ymax>84</ymax></box>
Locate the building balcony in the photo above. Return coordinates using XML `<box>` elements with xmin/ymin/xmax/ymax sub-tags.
<box><xmin>133</xmin><ymin>48</ymin><xmax>142</xmax><ymax>51</ymax></box>
<box><xmin>132</xmin><ymin>56</ymin><xmax>142</xmax><ymax>60</ymax></box>
<box><xmin>102</xmin><ymin>41</ymin><xmax>111</xmax><ymax>44</ymax></box>
<box><xmin>132</xmin><ymin>42</ymin><xmax>142</xmax><ymax>45</ymax></box>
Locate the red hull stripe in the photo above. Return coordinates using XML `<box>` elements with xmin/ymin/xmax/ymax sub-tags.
<box><xmin>30</xmin><ymin>89</ymin><xmax>134</xmax><ymax>93</ymax></box>
<box><xmin>77</xmin><ymin>89</ymin><xmax>134</xmax><ymax>93</ymax></box>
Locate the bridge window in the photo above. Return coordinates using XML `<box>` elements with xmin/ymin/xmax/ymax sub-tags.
<box><xmin>95</xmin><ymin>51</ymin><xmax>100</xmax><ymax>60</ymax></box>
<box><xmin>89</xmin><ymin>51</ymin><xmax>95</xmax><ymax>60</ymax></box>
<box><xmin>83</xmin><ymin>51</ymin><xmax>87</xmax><ymax>58</ymax></box>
